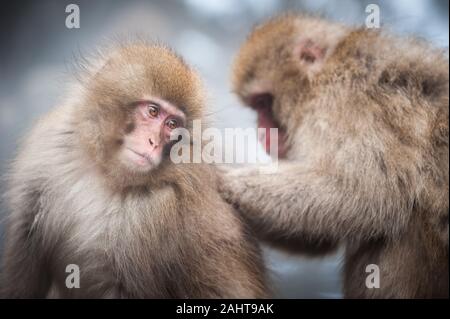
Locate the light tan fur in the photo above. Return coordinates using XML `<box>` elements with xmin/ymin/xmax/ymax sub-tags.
<box><xmin>1</xmin><ymin>42</ymin><xmax>268</xmax><ymax>298</ymax></box>
<box><xmin>221</xmin><ymin>14</ymin><xmax>448</xmax><ymax>298</ymax></box>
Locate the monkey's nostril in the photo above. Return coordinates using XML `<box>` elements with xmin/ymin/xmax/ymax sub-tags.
<box><xmin>149</xmin><ymin>138</ymin><xmax>154</xmax><ymax>146</ymax></box>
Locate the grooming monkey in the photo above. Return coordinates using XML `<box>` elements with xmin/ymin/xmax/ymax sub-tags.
<box><xmin>220</xmin><ymin>14</ymin><xmax>449</xmax><ymax>298</ymax></box>
<box><xmin>0</xmin><ymin>43</ymin><xmax>267</xmax><ymax>298</ymax></box>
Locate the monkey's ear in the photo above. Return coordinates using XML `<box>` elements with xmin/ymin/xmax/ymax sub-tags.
<box><xmin>294</xmin><ymin>39</ymin><xmax>327</xmax><ymax>65</ymax></box>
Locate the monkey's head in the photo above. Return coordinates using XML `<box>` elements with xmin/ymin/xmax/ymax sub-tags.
<box><xmin>232</xmin><ymin>15</ymin><xmax>347</xmax><ymax>158</ymax></box>
<box><xmin>76</xmin><ymin>43</ymin><xmax>204</xmax><ymax>186</ymax></box>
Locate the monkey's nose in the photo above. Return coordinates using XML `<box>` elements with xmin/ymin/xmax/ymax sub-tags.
<box><xmin>149</xmin><ymin>138</ymin><xmax>159</xmax><ymax>148</ymax></box>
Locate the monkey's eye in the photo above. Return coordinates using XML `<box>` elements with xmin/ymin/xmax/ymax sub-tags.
<box><xmin>147</xmin><ymin>104</ymin><xmax>159</xmax><ymax>117</ymax></box>
<box><xmin>166</xmin><ymin>119</ymin><xmax>178</xmax><ymax>130</ymax></box>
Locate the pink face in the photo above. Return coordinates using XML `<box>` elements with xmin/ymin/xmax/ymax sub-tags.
<box><xmin>120</xmin><ymin>97</ymin><xmax>186</xmax><ymax>172</ymax></box>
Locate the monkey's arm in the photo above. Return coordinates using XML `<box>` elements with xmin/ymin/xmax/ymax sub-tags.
<box><xmin>1</xmin><ymin>193</ymin><xmax>50</xmax><ymax>298</ymax></box>
<box><xmin>220</xmin><ymin>161</ymin><xmax>413</xmax><ymax>245</ymax></box>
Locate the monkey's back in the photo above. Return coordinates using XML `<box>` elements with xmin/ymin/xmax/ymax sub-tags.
<box><xmin>320</xmin><ymin>29</ymin><xmax>449</xmax><ymax>298</ymax></box>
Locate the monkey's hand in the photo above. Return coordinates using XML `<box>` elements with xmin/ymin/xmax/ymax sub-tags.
<box><xmin>218</xmin><ymin>161</ymin><xmax>295</xmax><ymax>203</ymax></box>
<box><xmin>217</xmin><ymin>164</ymin><xmax>262</xmax><ymax>204</ymax></box>
<box><xmin>218</xmin><ymin>162</ymin><xmax>305</xmax><ymax>232</ymax></box>
<box><xmin>218</xmin><ymin>162</ymin><xmax>339</xmax><ymax>255</ymax></box>
<box><xmin>217</xmin><ymin>162</ymin><xmax>296</xmax><ymax>214</ymax></box>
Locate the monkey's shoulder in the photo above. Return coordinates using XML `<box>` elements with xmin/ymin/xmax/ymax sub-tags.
<box><xmin>329</xmin><ymin>29</ymin><xmax>448</xmax><ymax>84</ymax></box>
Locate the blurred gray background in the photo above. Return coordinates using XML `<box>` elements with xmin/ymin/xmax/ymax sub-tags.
<box><xmin>0</xmin><ymin>0</ymin><xmax>448</xmax><ymax>298</ymax></box>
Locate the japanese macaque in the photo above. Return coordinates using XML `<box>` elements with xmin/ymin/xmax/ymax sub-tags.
<box><xmin>220</xmin><ymin>14</ymin><xmax>449</xmax><ymax>298</ymax></box>
<box><xmin>0</xmin><ymin>43</ymin><xmax>268</xmax><ymax>298</ymax></box>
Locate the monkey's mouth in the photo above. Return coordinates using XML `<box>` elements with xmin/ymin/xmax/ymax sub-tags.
<box><xmin>245</xmin><ymin>93</ymin><xmax>288</xmax><ymax>158</ymax></box>
<box><xmin>125</xmin><ymin>147</ymin><xmax>155</xmax><ymax>167</ymax></box>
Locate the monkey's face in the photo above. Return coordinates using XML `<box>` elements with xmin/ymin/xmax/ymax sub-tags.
<box><xmin>232</xmin><ymin>16</ymin><xmax>336</xmax><ymax>159</ymax></box>
<box><xmin>77</xmin><ymin>44</ymin><xmax>204</xmax><ymax>186</ymax></box>
<box><xmin>231</xmin><ymin>17</ymin><xmax>305</xmax><ymax>159</ymax></box>
<box><xmin>119</xmin><ymin>97</ymin><xmax>186</xmax><ymax>173</ymax></box>
<box><xmin>242</xmin><ymin>92</ymin><xmax>289</xmax><ymax>158</ymax></box>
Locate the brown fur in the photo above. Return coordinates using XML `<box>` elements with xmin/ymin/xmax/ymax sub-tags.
<box><xmin>0</xmin><ymin>42</ymin><xmax>267</xmax><ymax>298</ymax></box>
<box><xmin>221</xmin><ymin>14</ymin><xmax>448</xmax><ymax>298</ymax></box>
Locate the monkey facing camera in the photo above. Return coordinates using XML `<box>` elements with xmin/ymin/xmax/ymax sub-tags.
<box><xmin>0</xmin><ymin>43</ymin><xmax>268</xmax><ymax>298</ymax></box>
